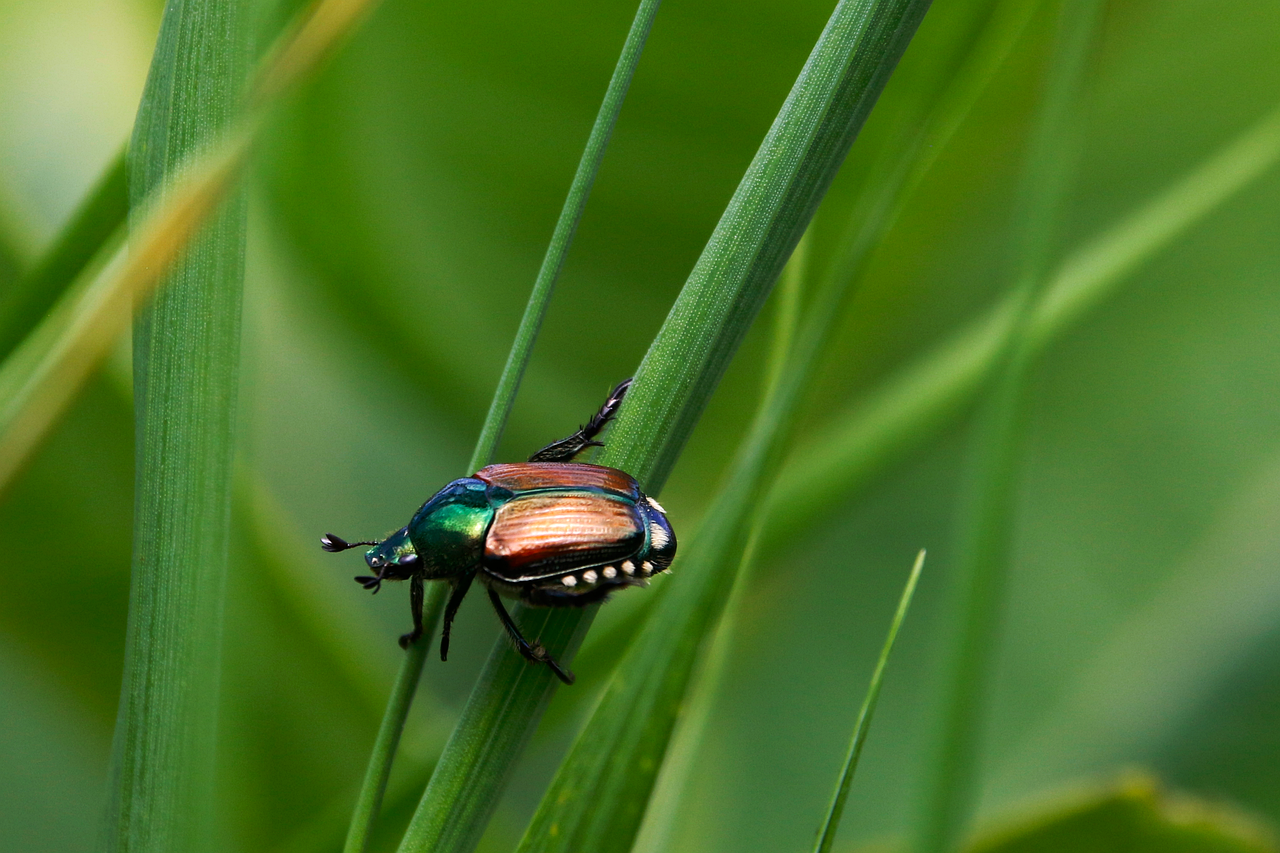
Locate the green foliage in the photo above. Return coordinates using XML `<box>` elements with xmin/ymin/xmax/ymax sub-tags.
<box><xmin>4</xmin><ymin>0</ymin><xmax>1280</xmax><ymax>852</ymax></box>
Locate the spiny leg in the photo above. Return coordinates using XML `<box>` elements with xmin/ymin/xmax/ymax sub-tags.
<box><xmin>486</xmin><ymin>588</ymin><xmax>575</xmax><ymax>684</ymax></box>
<box><xmin>399</xmin><ymin>574</ymin><xmax>425</xmax><ymax>649</ymax></box>
<box><xmin>528</xmin><ymin>377</ymin><xmax>632</xmax><ymax>462</ymax></box>
<box><xmin>439</xmin><ymin>571</ymin><xmax>475</xmax><ymax>662</ymax></box>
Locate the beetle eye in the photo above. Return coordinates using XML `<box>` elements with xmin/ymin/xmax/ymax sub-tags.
<box><xmin>399</xmin><ymin>552</ymin><xmax>419</xmax><ymax>565</ymax></box>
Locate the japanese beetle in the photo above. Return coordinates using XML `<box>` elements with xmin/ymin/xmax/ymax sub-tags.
<box><xmin>321</xmin><ymin>379</ymin><xmax>675</xmax><ymax>684</ymax></box>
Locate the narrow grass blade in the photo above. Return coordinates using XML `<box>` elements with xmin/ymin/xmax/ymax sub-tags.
<box><xmin>396</xmin><ymin>3</ymin><xmax>934</xmax><ymax>852</ymax></box>
<box><xmin>0</xmin><ymin>150</ymin><xmax>127</xmax><ymax>361</ymax></box>
<box><xmin>339</xmin><ymin>4</ymin><xmax>663</xmax><ymax>850</ymax></box>
<box><xmin>913</xmin><ymin>2</ymin><xmax>1104</xmax><ymax>851</ymax></box>
<box><xmin>471</xmin><ymin>0</ymin><xmax>663</xmax><ymax>467</ymax></box>
<box><xmin>102</xmin><ymin>3</ymin><xmax>252</xmax><ymax>853</ymax></box>
<box><xmin>815</xmin><ymin>549</ymin><xmax>926</xmax><ymax>853</ymax></box>
<box><xmin>762</xmin><ymin>99</ymin><xmax>1280</xmax><ymax>556</ymax></box>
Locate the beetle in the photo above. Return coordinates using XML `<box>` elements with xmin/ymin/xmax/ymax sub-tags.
<box><xmin>320</xmin><ymin>379</ymin><xmax>675</xmax><ymax>684</ymax></box>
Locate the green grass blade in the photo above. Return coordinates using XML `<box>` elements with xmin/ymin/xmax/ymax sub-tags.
<box><xmin>763</xmin><ymin>98</ymin><xmax>1280</xmax><ymax>556</ymax></box>
<box><xmin>0</xmin><ymin>150</ymin><xmax>127</xmax><ymax>361</ymax></box>
<box><xmin>471</xmin><ymin>0</ymin><xmax>662</xmax><ymax>467</ymax></box>
<box><xmin>601</xmin><ymin>0</ymin><xmax>933</xmax><ymax>495</ymax></box>
<box><xmin>100</xmin><ymin>2</ymin><xmax>252</xmax><ymax>852</ymax></box>
<box><xmin>815</xmin><ymin>549</ymin><xmax>926</xmax><ymax>853</ymax></box>
<box><xmin>913</xmin><ymin>2</ymin><xmax>1104</xmax><ymax>851</ymax></box>
<box><xmin>339</xmin><ymin>5</ymin><xmax>662</xmax><ymax>850</ymax></box>
<box><xmin>396</xmin><ymin>3</ymin><xmax>933</xmax><ymax>852</ymax></box>
<box><xmin>342</xmin><ymin>633</ymin><xmax>435</xmax><ymax>853</ymax></box>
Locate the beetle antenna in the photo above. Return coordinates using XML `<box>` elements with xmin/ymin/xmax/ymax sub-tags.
<box><xmin>321</xmin><ymin>533</ymin><xmax>379</xmax><ymax>553</ymax></box>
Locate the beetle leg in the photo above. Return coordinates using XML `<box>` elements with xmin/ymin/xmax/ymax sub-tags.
<box><xmin>527</xmin><ymin>378</ymin><xmax>631</xmax><ymax>462</ymax></box>
<box><xmin>439</xmin><ymin>571</ymin><xmax>475</xmax><ymax>662</ymax></box>
<box><xmin>399</xmin><ymin>574</ymin><xmax>425</xmax><ymax>649</ymax></box>
<box><xmin>486</xmin><ymin>588</ymin><xmax>575</xmax><ymax>685</ymax></box>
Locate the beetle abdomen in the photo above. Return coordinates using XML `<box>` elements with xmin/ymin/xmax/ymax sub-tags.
<box><xmin>483</xmin><ymin>493</ymin><xmax>643</xmax><ymax>581</ymax></box>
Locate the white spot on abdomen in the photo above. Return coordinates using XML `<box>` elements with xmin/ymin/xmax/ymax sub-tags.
<box><xmin>562</xmin><ymin>575</ymin><xmax>578</xmax><ymax>587</ymax></box>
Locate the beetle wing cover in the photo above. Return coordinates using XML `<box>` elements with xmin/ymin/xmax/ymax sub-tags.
<box><xmin>484</xmin><ymin>493</ymin><xmax>643</xmax><ymax>580</ymax></box>
<box><xmin>475</xmin><ymin>462</ymin><xmax>639</xmax><ymax>499</ymax></box>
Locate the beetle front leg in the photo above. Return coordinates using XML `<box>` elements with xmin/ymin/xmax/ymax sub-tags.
<box><xmin>486</xmin><ymin>588</ymin><xmax>575</xmax><ymax>685</ymax></box>
<box><xmin>439</xmin><ymin>571</ymin><xmax>475</xmax><ymax>662</ymax></box>
<box><xmin>399</xmin><ymin>574</ymin><xmax>425</xmax><ymax>649</ymax></box>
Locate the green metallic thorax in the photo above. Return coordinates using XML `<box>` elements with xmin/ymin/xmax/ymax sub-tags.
<box><xmin>405</xmin><ymin>478</ymin><xmax>503</xmax><ymax>579</ymax></box>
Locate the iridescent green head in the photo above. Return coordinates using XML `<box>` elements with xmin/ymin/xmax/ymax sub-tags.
<box><xmin>320</xmin><ymin>477</ymin><xmax>499</xmax><ymax>590</ymax></box>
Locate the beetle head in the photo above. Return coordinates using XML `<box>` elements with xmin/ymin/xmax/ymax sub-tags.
<box><xmin>321</xmin><ymin>527</ymin><xmax>420</xmax><ymax>593</ymax></box>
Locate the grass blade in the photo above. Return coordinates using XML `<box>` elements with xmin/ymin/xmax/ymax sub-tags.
<box><xmin>471</xmin><ymin>0</ymin><xmax>663</xmax><ymax>467</ymax></box>
<box><xmin>101</xmin><ymin>2</ymin><xmax>252</xmax><ymax>852</ymax></box>
<box><xmin>913</xmin><ymin>2</ymin><xmax>1104</xmax><ymax>851</ymax></box>
<box><xmin>815</xmin><ymin>549</ymin><xmax>926</xmax><ymax>853</ymax></box>
<box><xmin>396</xmin><ymin>2</ymin><xmax>934</xmax><ymax>851</ymax></box>
<box><xmin>88</xmin><ymin>0</ymin><xmax>394</xmax><ymax>850</ymax></box>
<box><xmin>0</xmin><ymin>150</ymin><xmax>127</xmax><ymax>361</ymax></box>
<box><xmin>339</xmin><ymin>4</ymin><xmax>662</xmax><ymax>850</ymax></box>
<box><xmin>762</xmin><ymin>98</ymin><xmax>1280</xmax><ymax>557</ymax></box>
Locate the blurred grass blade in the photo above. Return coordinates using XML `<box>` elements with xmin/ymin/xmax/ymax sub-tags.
<box><xmin>397</xmin><ymin>2</ymin><xmax>933</xmax><ymax>851</ymax></box>
<box><xmin>0</xmin><ymin>0</ymin><xmax>382</xmax><ymax>387</ymax></box>
<box><xmin>815</xmin><ymin>549</ymin><xmax>925</xmax><ymax>853</ymax></box>
<box><xmin>0</xmin><ymin>151</ymin><xmax>128</xmax><ymax>361</ymax></box>
<box><xmin>102</xmin><ymin>1</ymin><xmax>252</xmax><ymax>851</ymax></box>
<box><xmin>0</xmin><ymin>136</ymin><xmax>249</xmax><ymax>497</ymax></box>
<box><xmin>914</xmin><ymin>2</ymin><xmax>1103</xmax><ymax>851</ymax></box>
<box><xmin>341</xmin><ymin>4</ymin><xmax>662</xmax><ymax>850</ymax></box>
<box><xmin>988</xmin><ymin>446</ymin><xmax>1280</xmax><ymax>802</ymax></box>
<box><xmin>964</xmin><ymin>775</ymin><xmax>1278</xmax><ymax>853</ymax></box>
<box><xmin>763</xmin><ymin>98</ymin><xmax>1280</xmax><ymax>554</ymax></box>
<box><xmin>472</xmin><ymin>0</ymin><xmax>662</xmax><ymax>466</ymax></box>
<box><xmin>0</xmin><ymin>0</ymin><xmax>390</xmax><ymax>496</ymax></box>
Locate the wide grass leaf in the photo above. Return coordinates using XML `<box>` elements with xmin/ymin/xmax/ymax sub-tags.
<box><xmin>101</xmin><ymin>1</ymin><xmax>251</xmax><ymax>851</ymax></box>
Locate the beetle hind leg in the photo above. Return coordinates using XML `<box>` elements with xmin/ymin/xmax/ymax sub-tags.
<box><xmin>486</xmin><ymin>588</ymin><xmax>575</xmax><ymax>684</ymax></box>
<box><xmin>528</xmin><ymin>378</ymin><xmax>631</xmax><ymax>463</ymax></box>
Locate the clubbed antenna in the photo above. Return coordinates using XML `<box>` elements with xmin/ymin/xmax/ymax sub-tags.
<box><xmin>320</xmin><ymin>533</ymin><xmax>379</xmax><ymax>553</ymax></box>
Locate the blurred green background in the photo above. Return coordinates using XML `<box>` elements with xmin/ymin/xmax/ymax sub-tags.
<box><xmin>2</xmin><ymin>0</ymin><xmax>1279</xmax><ymax>851</ymax></box>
